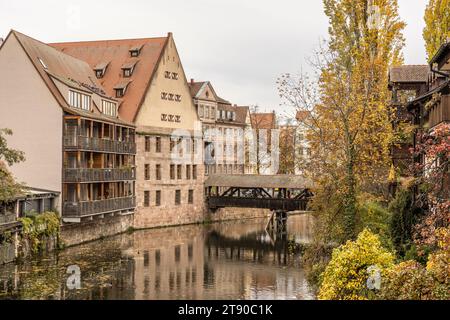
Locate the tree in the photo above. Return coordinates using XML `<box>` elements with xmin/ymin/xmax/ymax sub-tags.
<box><xmin>0</xmin><ymin>128</ymin><xmax>25</xmax><ymax>202</ymax></box>
<box><xmin>423</xmin><ymin>0</ymin><xmax>450</xmax><ymax>60</ymax></box>
<box><xmin>278</xmin><ymin>0</ymin><xmax>405</xmax><ymax>241</ymax></box>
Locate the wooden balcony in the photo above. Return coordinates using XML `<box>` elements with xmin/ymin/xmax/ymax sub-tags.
<box><xmin>64</xmin><ymin>135</ymin><xmax>136</xmax><ymax>154</ymax></box>
<box><xmin>63</xmin><ymin>168</ymin><xmax>135</xmax><ymax>183</ymax></box>
<box><xmin>427</xmin><ymin>95</ymin><xmax>450</xmax><ymax>128</ymax></box>
<box><xmin>63</xmin><ymin>196</ymin><xmax>135</xmax><ymax>218</ymax></box>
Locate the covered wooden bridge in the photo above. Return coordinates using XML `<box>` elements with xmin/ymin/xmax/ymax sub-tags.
<box><xmin>205</xmin><ymin>174</ymin><xmax>313</xmax><ymax>212</ymax></box>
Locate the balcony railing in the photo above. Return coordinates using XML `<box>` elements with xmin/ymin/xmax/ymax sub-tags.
<box><xmin>63</xmin><ymin>196</ymin><xmax>136</xmax><ymax>218</ymax></box>
<box><xmin>0</xmin><ymin>213</ymin><xmax>16</xmax><ymax>226</ymax></box>
<box><xmin>64</xmin><ymin>168</ymin><xmax>135</xmax><ymax>183</ymax></box>
<box><xmin>64</xmin><ymin>135</ymin><xmax>136</xmax><ymax>154</ymax></box>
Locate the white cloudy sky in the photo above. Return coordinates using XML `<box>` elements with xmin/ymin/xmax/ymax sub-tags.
<box><xmin>0</xmin><ymin>0</ymin><xmax>429</xmax><ymax>113</ymax></box>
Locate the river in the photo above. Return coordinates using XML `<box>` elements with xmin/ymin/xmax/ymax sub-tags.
<box><xmin>0</xmin><ymin>214</ymin><xmax>315</xmax><ymax>300</ymax></box>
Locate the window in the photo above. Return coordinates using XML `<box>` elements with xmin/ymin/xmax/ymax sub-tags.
<box><xmin>205</xmin><ymin>106</ymin><xmax>209</xmax><ymax>119</ymax></box>
<box><xmin>170</xmin><ymin>164</ymin><xmax>175</xmax><ymax>180</ymax></box>
<box><xmin>177</xmin><ymin>165</ymin><xmax>182</xmax><ymax>179</ymax></box>
<box><xmin>175</xmin><ymin>190</ymin><xmax>181</xmax><ymax>205</ymax></box>
<box><xmin>156</xmin><ymin>164</ymin><xmax>161</xmax><ymax>180</ymax></box>
<box><xmin>155</xmin><ymin>190</ymin><xmax>161</xmax><ymax>206</ymax></box>
<box><xmin>199</xmin><ymin>105</ymin><xmax>204</xmax><ymax>117</ymax></box>
<box><xmin>123</xmin><ymin>68</ymin><xmax>132</xmax><ymax>77</ymax></box>
<box><xmin>211</xmin><ymin>107</ymin><xmax>216</xmax><ymax>119</ymax></box>
<box><xmin>164</xmin><ymin>71</ymin><xmax>171</xmax><ymax>79</ymax></box>
<box><xmin>115</xmin><ymin>88</ymin><xmax>124</xmax><ymax>98</ymax></box>
<box><xmin>161</xmin><ymin>92</ymin><xmax>168</xmax><ymax>100</ymax></box>
<box><xmin>193</xmin><ymin>165</ymin><xmax>197</xmax><ymax>180</ymax></box>
<box><xmin>102</xmin><ymin>100</ymin><xmax>117</xmax><ymax>117</ymax></box>
<box><xmin>144</xmin><ymin>164</ymin><xmax>150</xmax><ymax>180</ymax></box>
<box><xmin>175</xmin><ymin>94</ymin><xmax>181</xmax><ymax>102</ymax></box>
<box><xmin>171</xmin><ymin>72</ymin><xmax>179</xmax><ymax>80</ymax></box>
<box><xmin>188</xmin><ymin>190</ymin><xmax>194</xmax><ymax>204</ymax></box>
<box><xmin>170</xmin><ymin>138</ymin><xmax>175</xmax><ymax>152</ymax></box>
<box><xmin>69</xmin><ymin>90</ymin><xmax>91</xmax><ymax>111</ymax></box>
<box><xmin>144</xmin><ymin>191</ymin><xmax>150</xmax><ymax>207</ymax></box>
<box><xmin>186</xmin><ymin>164</ymin><xmax>191</xmax><ymax>179</ymax></box>
<box><xmin>96</xmin><ymin>69</ymin><xmax>104</xmax><ymax>78</ymax></box>
<box><xmin>145</xmin><ymin>136</ymin><xmax>150</xmax><ymax>152</ymax></box>
<box><xmin>130</xmin><ymin>48</ymin><xmax>140</xmax><ymax>57</ymax></box>
<box><xmin>155</xmin><ymin>136</ymin><xmax>161</xmax><ymax>152</ymax></box>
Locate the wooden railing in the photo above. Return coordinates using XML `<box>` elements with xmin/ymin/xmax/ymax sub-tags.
<box><xmin>427</xmin><ymin>95</ymin><xmax>450</xmax><ymax>128</ymax></box>
<box><xmin>64</xmin><ymin>135</ymin><xmax>136</xmax><ymax>154</ymax></box>
<box><xmin>63</xmin><ymin>196</ymin><xmax>135</xmax><ymax>218</ymax></box>
<box><xmin>0</xmin><ymin>213</ymin><xmax>16</xmax><ymax>226</ymax></box>
<box><xmin>64</xmin><ymin>168</ymin><xmax>135</xmax><ymax>183</ymax></box>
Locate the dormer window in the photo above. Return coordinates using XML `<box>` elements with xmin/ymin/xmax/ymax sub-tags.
<box><xmin>121</xmin><ymin>61</ymin><xmax>138</xmax><ymax>77</ymax></box>
<box><xmin>68</xmin><ymin>90</ymin><xmax>91</xmax><ymax>111</ymax></box>
<box><xmin>102</xmin><ymin>100</ymin><xmax>117</xmax><ymax>117</ymax></box>
<box><xmin>129</xmin><ymin>45</ymin><xmax>142</xmax><ymax>57</ymax></box>
<box><xmin>93</xmin><ymin>62</ymin><xmax>109</xmax><ymax>79</ymax></box>
<box><xmin>113</xmin><ymin>80</ymin><xmax>131</xmax><ymax>98</ymax></box>
<box><xmin>115</xmin><ymin>88</ymin><xmax>125</xmax><ymax>98</ymax></box>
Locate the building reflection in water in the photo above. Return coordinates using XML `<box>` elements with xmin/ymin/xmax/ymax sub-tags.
<box><xmin>0</xmin><ymin>214</ymin><xmax>314</xmax><ymax>300</ymax></box>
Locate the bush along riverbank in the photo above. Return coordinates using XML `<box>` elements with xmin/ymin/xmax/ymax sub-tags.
<box><xmin>0</xmin><ymin>212</ymin><xmax>62</xmax><ymax>263</ymax></box>
<box><xmin>302</xmin><ymin>186</ymin><xmax>449</xmax><ymax>300</ymax></box>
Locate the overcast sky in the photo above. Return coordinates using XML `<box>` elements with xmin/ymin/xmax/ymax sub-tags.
<box><xmin>0</xmin><ymin>0</ymin><xmax>429</xmax><ymax>114</ymax></box>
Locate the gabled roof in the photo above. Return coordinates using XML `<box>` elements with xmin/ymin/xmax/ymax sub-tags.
<box><xmin>4</xmin><ymin>30</ymin><xmax>132</xmax><ymax>126</ymax></box>
<box><xmin>50</xmin><ymin>35</ymin><xmax>169</xmax><ymax>122</ymax></box>
<box><xmin>188</xmin><ymin>81</ymin><xmax>206</xmax><ymax>98</ymax></box>
<box><xmin>389</xmin><ymin>65</ymin><xmax>430</xmax><ymax>84</ymax></box>
<box><xmin>235</xmin><ymin>106</ymin><xmax>250</xmax><ymax>124</ymax></box>
<box><xmin>251</xmin><ymin>112</ymin><xmax>277</xmax><ymax>129</ymax></box>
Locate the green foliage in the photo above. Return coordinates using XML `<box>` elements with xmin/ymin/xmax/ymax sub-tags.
<box><xmin>388</xmin><ymin>188</ymin><xmax>424</xmax><ymax>257</ymax></box>
<box><xmin>357</xmin><ymin>201</ymin><xmax>393</xmax><ymax>250</ymax></box>
<box><xmin>18</xmin><ymin>212</ymin><xmax>60</xmax><ymax>253</ymax></box>
<box><xmin>318</xmin><ymin>229</ymin><xmax>395</xmax><ymax>300</ymax></box>
<box><xmin>0</xmin><ymin>128</ymin><xmax>25</xmax><ymax>202</ymax></box>
<box><xmin>0</xmin><ymin>128</ymin><xmax>26</xmax><ymax>166</ymax></box>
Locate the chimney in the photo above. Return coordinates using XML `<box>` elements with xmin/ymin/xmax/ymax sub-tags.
<box><xmin>190</xmin><ymin>78</ymin><xmax>194</xmax><ymax>85</ymax></box>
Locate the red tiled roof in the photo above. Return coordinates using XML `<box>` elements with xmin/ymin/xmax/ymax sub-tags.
<box><xmin>188</xmin><ymin>81</ymin><xmax>206</xmax><ymax>98</ymax></box>
<box><xmin>296</xmin><ymin>110</ymin><xmax>309</xmax><ymax>121</ymax></box>
<box><xmin>250</xmin><ymin>112</ymin><xmax>276</xmax><ymax>129</ymax></box>
<box><xmin>6</xmin><ymin>30</ymin><xmax>132</xmax><ymax>126</ymax></box>
<box><xmin>50</xmin><ymin>36</ymin><xmax>168</xmax><ymax>122</ymax></box>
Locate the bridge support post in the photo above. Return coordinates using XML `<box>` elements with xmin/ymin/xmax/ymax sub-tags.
<box><xmin>266</xmin><ymin>210</ymin><xmax>288</xmax><ymax>240</ymax></box>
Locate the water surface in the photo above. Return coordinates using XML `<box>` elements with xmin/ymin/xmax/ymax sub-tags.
<box><xmin>0</xmin><ymin>214</ymin><xmax>314</xmax><ymax>300</ymax></box>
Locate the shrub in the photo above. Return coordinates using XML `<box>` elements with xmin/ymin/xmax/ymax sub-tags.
<box><xmin>357</xmin><ymin>201</ymin><xmax>393</xmax><ymax>250</ymax></box>
<box><xmin>389</xmin><ymin>188</ymin><xmax>424</xmax><ymax>257</ymax></box>
<box><xmin>379</xmin><ymin>227</ymin><xmax>449</xmax><ymax>300</ymax></box>
<box><xmin>318</xmin><ymin>229</ymin><xmax>394</xmax><ymax>300</ymax></box>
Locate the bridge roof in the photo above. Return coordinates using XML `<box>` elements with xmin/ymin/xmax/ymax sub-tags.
<box><xmin>205</xmin><ymin>174</ymin><xmax>312</xmax><ymax>189</ymax></box>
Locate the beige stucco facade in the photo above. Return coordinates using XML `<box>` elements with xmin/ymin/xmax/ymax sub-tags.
<box><xmin>0</xmin><ymin>35</ymin><xmax>63</xmax><ymax>209</ymax></box>
<box><xmin>133</xmin><ymin>35</ymin><xmax>206</xmax><ymax>229</ymax></box>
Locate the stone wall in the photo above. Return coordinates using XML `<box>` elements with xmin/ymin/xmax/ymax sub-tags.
<box><xmin>60</xmin><ymin>214</ymin><xmax>133</xmax><ymax>247</ymax></box>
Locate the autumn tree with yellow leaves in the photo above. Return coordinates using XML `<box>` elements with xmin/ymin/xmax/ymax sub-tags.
<box><xmin>278</xmin><ymin>0</ymin><xmax>405</xmax><ymax>241</ymax></box>
<box><xmin>423</xmin><ymin>0</ymin><xmax>450</xmax><ymax>60</ymax></box>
